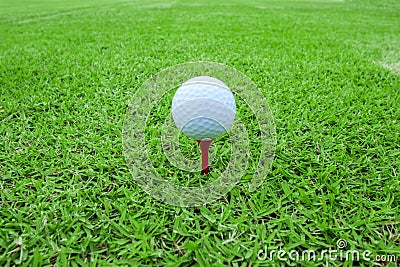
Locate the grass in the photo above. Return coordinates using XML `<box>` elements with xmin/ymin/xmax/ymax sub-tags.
<box><xmin>1</xmin><ymin>0</ymin><xmax>399</xmax><ymax>266</ymax></box>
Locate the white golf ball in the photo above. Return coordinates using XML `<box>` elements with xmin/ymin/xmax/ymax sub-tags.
<box><xmin>172</xmin><ymin>76</ymin><xmax>236</xmax><ymax>140</ymax></box>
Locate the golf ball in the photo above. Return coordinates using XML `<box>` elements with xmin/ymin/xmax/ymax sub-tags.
<box><xmin>172</xmin><ymin>76</ymin><xmax>236</xmax><ymax>140</ymax></box>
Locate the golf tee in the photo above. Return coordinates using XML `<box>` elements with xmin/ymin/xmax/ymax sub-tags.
<box><xmin>197</xmin><ymin>140</ymin><xmax>212</xmax><ymax>175</ymax></box>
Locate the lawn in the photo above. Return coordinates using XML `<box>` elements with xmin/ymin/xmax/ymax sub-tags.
<box><xmin>0</xmin><ymin>0</ymin><xmax>399</xmax><ymax>266</ymax></box>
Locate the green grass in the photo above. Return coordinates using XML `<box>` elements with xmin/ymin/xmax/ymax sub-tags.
<box><xmin>1</xmin><ymin>0</ymin><xmax>399</xmax><ymax>266</ymax></box>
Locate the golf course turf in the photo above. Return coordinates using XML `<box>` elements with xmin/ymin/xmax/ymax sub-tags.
<box><xmin>0</xmin><ymin>0</ymin><xmax>399</xmax><ymax>266</ymax></box>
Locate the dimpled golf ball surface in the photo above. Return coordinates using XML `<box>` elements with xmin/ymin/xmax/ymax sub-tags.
<box><xmin>172</xmin><ymin>76</ymin><xmax>236</xmax><ymax>140</ymax></box>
